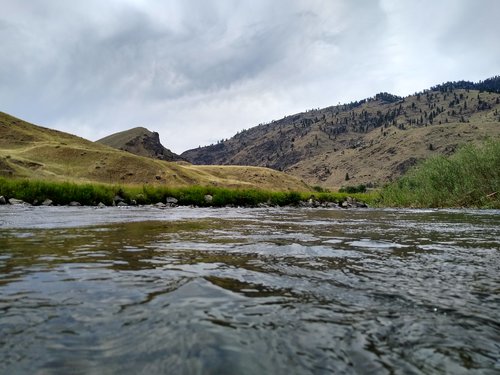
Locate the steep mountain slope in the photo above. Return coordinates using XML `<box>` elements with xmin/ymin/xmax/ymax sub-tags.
<box><xmin>97</xmin><ymin>127</ymin><xmax>184</xmax><ymax>162</ymax></box>
<box><xmin>0</xmin><ymin>112</ymin><xmax>309</xmax><ymax>191</ymax></box>
<box><xmin>182</xmin><ymin>77</ymin><xmax>500</xmax><ymax>188</ymax></box>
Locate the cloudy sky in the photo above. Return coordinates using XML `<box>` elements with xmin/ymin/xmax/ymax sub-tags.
<box><xmin>1</xmin><ymin>0</ymin><xmax>499</xmax><ymax>153</ymax></box>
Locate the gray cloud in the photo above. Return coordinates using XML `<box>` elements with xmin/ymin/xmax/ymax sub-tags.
<box><xmin>0</xmin><ymin>0</ymin><xmax>498</xmax><ymax>153</ymax></box>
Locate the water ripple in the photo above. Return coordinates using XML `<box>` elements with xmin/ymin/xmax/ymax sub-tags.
<box><xmin>0</xmin><ymin>207</ymin><xmax>499</xmax><ymax>374</ymax></box>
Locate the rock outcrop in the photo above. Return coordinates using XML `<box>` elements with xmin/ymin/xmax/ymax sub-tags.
<box><xmin>97</xmin><ymin>127</ymin><xmax>184</xmax><ymax>162</ymax></box>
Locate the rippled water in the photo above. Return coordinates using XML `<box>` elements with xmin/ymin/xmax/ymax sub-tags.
<box><xmin>0</xmin><ymin>206</ymin><xmax>499</xmax><ymax>374</ymax></box>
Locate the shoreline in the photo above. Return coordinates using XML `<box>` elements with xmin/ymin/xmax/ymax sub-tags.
<box><xmin>0</xmin><ymin>195</ymin><xmax>369</xmax><ymax>209</ymax></box>
<box><xmin>0</xmin><ymin>177</ymin><xmax>375</xmax><ymax>209</ymax></box>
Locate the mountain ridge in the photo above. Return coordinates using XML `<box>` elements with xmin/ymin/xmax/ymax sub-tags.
<box><xmin>181</xmin><ymin>76</ymin><xmax>500</xmax><ymax>188</ymax></box>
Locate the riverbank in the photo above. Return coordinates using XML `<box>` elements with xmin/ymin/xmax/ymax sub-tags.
<box><xmin>0</xmin><ymin>177</ymin><xmax>376</xmax><ymax>209</ymax></box>
<box><xmin>3</xmin><ymin>138</ymin><xmax>497</xmax><ymax>210</ymax></box>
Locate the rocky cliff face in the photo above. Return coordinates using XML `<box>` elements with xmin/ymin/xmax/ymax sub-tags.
<box><xmin>97</xmin><ymin>127</ymin><xmax>185</xmax><ymax>162</ymax></box>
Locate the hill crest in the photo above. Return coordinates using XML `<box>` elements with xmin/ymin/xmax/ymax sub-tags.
<box><xmin>97</xmin><ymin>127</ymin><xmax>184</xmax><ymax>162</ymax></box>
<box><xmin>0</xmin><ymin>112</ymin><xmax>309</xmax><ymax>191</ymax></box>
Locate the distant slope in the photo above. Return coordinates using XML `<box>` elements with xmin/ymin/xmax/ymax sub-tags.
<box><xmin>97</xmin><ymin>127</ymin><xmax>184</xmax><ymax>162</ymax></box>
<box><xmin>182</xmin><ymin>76</ymin><xmax>500</xmax><ymax>188</ymax></box>
<box><xmin>0</xmin><ymin>112</ymin><xmax>309</xmax><ymax>191</ymax></box>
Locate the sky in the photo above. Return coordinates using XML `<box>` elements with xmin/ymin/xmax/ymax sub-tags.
<box><xmin>1</xmin><ymin>0</ymin><xmax>499</xmax><ymax>154</ymax></box>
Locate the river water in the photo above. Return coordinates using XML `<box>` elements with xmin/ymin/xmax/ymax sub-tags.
<box><xmin>0</xmin><ymin>206</ymin><xmax>499</xmax><ymax>374</ymax></box>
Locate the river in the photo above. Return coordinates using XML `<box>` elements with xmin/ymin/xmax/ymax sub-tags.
<box><xmin>0</xmin><ymin>206</ymin><xmax>499</xmax><ymax>374</ymax></box>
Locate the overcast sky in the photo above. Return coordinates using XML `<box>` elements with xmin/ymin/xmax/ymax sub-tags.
<box><xmin>1</xmin><ymin>0</ymin><xmax>499</xmax><ymax>153</ymax></box>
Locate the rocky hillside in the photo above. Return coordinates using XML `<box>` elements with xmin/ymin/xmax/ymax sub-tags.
<box><xmin>182</xmin><ymin>77</ymin><xmax>500</xmax><ymax>188</ymax></box>
<box><xmin>97</xmin><ymin>127</ymin><xmax>184</xmax><ymax>162</ymax></box>
<box><xmin>0</xmin><ymin>112</ymin><xmax>309</xmax><ymax>191</ymax></box>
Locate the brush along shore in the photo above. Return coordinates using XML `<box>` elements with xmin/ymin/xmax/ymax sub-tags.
<box><xmin>0</xmin><ymin>178</ymin><xmax>375</xmax><ymax>209</ymax></box>
<box><xmin>380</xmin><ymin>139</ymin><xmax>500</xmax><ymax>208</ymax></box>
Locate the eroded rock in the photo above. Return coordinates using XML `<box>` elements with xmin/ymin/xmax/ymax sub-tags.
<box><xmin>166</xmin><ymin>197</ymin><xmax>178</xmax><ymax>206</ymax></box>
<box><xmin>42</xmin><ymin>199</ymin><xmax>53</xmax><ymax>206</ymax></box>
<box><xmin>9</xmin><ymin>198</ymin><xmax>27</xmax><ymax>205</ymax></box>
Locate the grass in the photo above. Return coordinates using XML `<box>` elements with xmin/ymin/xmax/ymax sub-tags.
<box><xmin>0</xmin><ymin>178</ymin><xmax>117</xmax><ymax>205</ymax></box>
<box><xmin>380</xmin><ymin>139</ymin><xmax>500</xmax><ymax>208</ymax></box>
<box><xmin>0</xmin><ymin>177</ymin><xmax>377</xmax><ymax>207</ymax></box>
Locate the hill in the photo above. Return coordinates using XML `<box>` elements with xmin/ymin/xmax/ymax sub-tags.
<box><xmin>96</xmin><ymin>127</ymin><xmax>184</xmax><ymax>162</ymax></box>
<box><xmin>0</xmin><ymin>112</ymin><xmax>309</xmax><ymax>191</ymax></box>
<box><xmin>181</xmin><ymin>76</ymin><xmax>500</xmax><ymax>188</ymax></box>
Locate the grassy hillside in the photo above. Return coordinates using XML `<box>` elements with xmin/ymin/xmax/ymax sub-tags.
<box><xmin>0</xmin><ymin>112</ymin><xmax>309</xmax><ymax>191</ymax></box>
<box><xmin>182</xmin><ymin>78</ymin><xmax>500</xmax><ymax>189</ymax></box>
<box><xmin>96</xmin><ymin>127</ymin><xmax>184</xmax><ymax>162</ymax></box>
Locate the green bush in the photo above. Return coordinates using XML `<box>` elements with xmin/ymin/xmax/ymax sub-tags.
<box><xmin>339</xmin><ymin>184</ymin><xmax>367</xmax><ymax>194</ymax></box>
<box><xmin>380</xmin><ymin>139</ymin><xmax>500</xmax><ymax>208</ymax></box>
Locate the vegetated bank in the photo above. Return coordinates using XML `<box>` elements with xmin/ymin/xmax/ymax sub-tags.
<box><xmin>380</xmin><ymin>139</ymin><xmax>500</xmax><ymax>208</ymax></box>
<box><xmin>3</xmin><ymin>135</ymin><xmax>497</xmax><ymax>209</ymax></box>
<box><xmin>0</xmin><ymin>178</ymin><xmax>378</xmax><ymax>208</ymax></box>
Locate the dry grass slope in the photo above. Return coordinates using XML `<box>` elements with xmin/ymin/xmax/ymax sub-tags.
<box><xmin>0</xmin><ymin>112</ymin><xmax>309</xmax><ymax>191</ymax></box>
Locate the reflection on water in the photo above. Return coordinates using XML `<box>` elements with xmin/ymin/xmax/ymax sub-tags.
<box><xmin>0</xmin><ymin>206</ymin><xmax>499</xmax><ymax>374</ymax></box>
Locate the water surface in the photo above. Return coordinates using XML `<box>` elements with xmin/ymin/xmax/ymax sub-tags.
<box><xmin>0</xmin><ymin>206</ymin><xmax>499</xmax><ymax>374</ymax></box>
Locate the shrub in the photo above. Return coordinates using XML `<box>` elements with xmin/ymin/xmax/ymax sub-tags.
<box><xmin>380</xmin><ymin>139</ymin><xmax>500</xmax><ymax>208</ymax></box>
<box><xmin>339</xmin><ymin>184</ymin><xmax>367</xmax><ymax>194</ymax></box>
